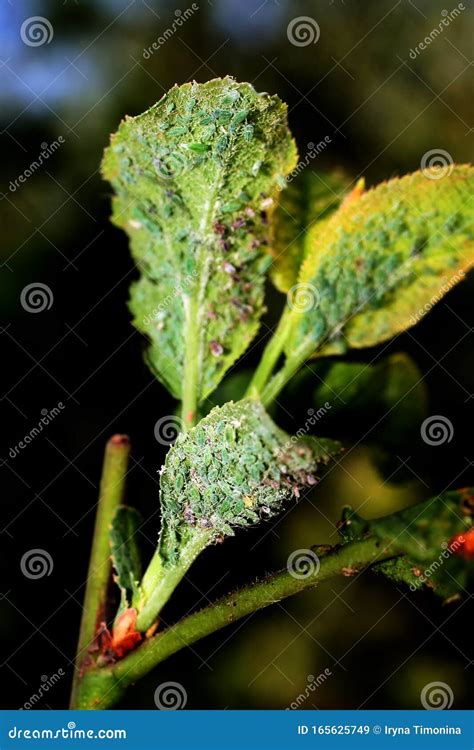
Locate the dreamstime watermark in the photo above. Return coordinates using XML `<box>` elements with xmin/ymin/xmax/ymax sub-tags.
<box><xmin>20</xmin><ymin>549</ymin><xmax>54</xmax><ymax>579</ymax></box>
<box><xmin>287</xmin><ymin>282</ymin><xmax>320</xmax><ymax>313</ymax></box>
<box><xmin>153</xmin><ymin>151</ymin><xmax>189</xmax><ymax>180</ymax></box>
<box><xmin>287</xmin><ymin>16</ymin><xmax>320</xmax><ymax>46</ymax></box>
<box><xmin>409</xmin><ymin>269</ymin><xmax>464</xmax><ymax>324</ymax></box>
<box><xmin>20</xmin><ymin>282</ymin><xmax>54</xmax><ymax>313</ymax></box>
<box><xmin>8</xmin><ymin>724</ymin><xmax>127</xmax><ymax>740</ymax></box>
<box><xmin>8</xmin><ymin>403</ymin><xmax>65</xmax><ymax>459</ymax></box>
<box><xmin>409</xmin><ymin>537</ymin><xmax>464</xmax><ymax>592</ymax></box>
<box><xmin>143</xmin><ymin>4</ymin><xmax>199</xmax><ymax>58</ymax></box>
<box><xmin>409</xmin><ymin>4</ymin><xmax>465</xmax><ymax>59</ymax></box>
<box><xmin>20</xmin><ymin>16</ymin><xmax>54</xmax><ymax>46</ymax></box>
<box><xmin>142</xmin><ymin>271</ymin><xmax>198</xmax><ymax>325</ymax></box>
<box><xmin>420</xmin><ymin>148</ymin><xmax>454</xmax><ymax>180</ymax></box>
<box><xmin>20</xmin><ymin>669</ymin><xmax>65</xmax><ymax>709</ymax></box>
<box><xmin>279</xmin><ymin>138</ymin><xmax>332</xmax><ymax>189</ymax></box>
<box><xmin>154</xmin><ymin>681</ymin><xmax>187</xmax><ymax>709</ymax></box>
<box><xmin>154</xmin><ymin>415</ymin><xmax>184</xmax><ymax>445</ymax></box>
<box><xmin>420</xmin><ymin>681</ymin><xmax>454</xmax><ymax>709</ymax></box>
<box><xmin>420</xmin><ymin>415</ymin><xmax>454</xmax><ymax>446</ymax></box>
<box><xmin>278</xmin><ymin>405</ymin><xmax>332</xmax><ymax>467</ymax></box>
<box><xmin>287</xmin><ymin>549</ymin><xmax>321</xmax><ymax>580</ymax></box>
<box><xmin>9</xmin><ymin>138</ymin><xmax>66</xmax><ymax>192</ymax></box>
<box><xmin>286</xmin><ymin>669</ymin><xmax>332</xmax><ymax>709</ymax></box>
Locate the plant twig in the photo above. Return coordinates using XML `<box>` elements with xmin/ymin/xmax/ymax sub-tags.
<box><xmin>69</xmin><ymin>434</ymin><xmax>131</xmax><ymax>708</ymax></box>
<box><xmin>135</xmin><ymin>530</ymin><xmax>211</xmax><ymax>632</ymax></box>
<box><xmin>73</xmin><ymin>536</ymin><xmax>392</xmax><ymax>709</ymax></box>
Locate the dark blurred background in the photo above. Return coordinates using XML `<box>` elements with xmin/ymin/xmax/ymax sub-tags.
<box><xmin>1</xmin><ymin>0</ymin><xmax>473</xmax><ymax>710</ymax></box>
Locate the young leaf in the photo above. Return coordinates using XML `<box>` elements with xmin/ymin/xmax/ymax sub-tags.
<box><xmin>102</xmin><ymin>77</ymin><xmax>297</xmax><ymax>414</ymax></box>
<box><xmin>285</xmin><ymin>165</ymin><xmax>474</xmax><ymax>363</ymax></box>
<box><xmin>270</xmin><ymin>170</ymin><xmax>352</xmax><ymax>293</ymax></box>
<box><xmin>110</xmin><ymin>505</ymin><xmax>143</xmax><ymax>612</ymax></box>
<box><xmin>339</xmin><ymin>488</ymin><xmax>474</xmax><ymax>599</ymax></box>
<box><xmin>159</xmin><ymin>398</ymin><xmax>341</xmax><ymax>564</ymax></box>
<box><xmin>136</xmin><ymin>399</ymin><xmax>341</xmax><ymax>630</ymax></box>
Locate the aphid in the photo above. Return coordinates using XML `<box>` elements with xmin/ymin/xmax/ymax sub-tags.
<box><xmin>168</xmin><ymin>126</ymin><xmax>186</xmax><ymax>136</ymax></box>
<box><xmin>243</xmin><ymin>124</ymin><xmax>254</xmax><ymax>142</ymax></box>
<box><xmin>221</xmin><ymin>90</ymin><xmax>240</xmax><ymax>106</ymax></box>
<box><xmin>232</xmin><ymin>217</ymin><xmax>246</xmax><ymax>230</ymax></box>
<box><xmin>210</xmin><ymin>341</ymin><xmax>224</xmax><ymax>357</ymax></box>
<box><xmin>188</xmin><ymin>143</ymin><xmax>211</xmax><ymax>153</ymax></box>
<box><xmin>231</xmin><ymin>109</ymin><xmax>249</xmax><ymax>125</ymax></box>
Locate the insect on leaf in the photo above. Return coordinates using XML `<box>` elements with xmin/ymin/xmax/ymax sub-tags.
<box><xmin>285</xmin><ymin>165</ymin><xmax>474</xmax><ymax>362</ymax></box>
<box><xmin>158</xmin><ymin>398</ymin><xmax>341</xmax><ymax>566</ymax></box>
<box><xmin>102</xmin><ymin>77</ymin><xmax>297</xmax><ymax>404</ymax></box>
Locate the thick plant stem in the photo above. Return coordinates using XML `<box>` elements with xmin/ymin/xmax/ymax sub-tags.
<box><xmin>72</xmin><ymin>537</ymin><xmax>393</xmax><ymax>709</ymax></box>
<box><xmin>69</xmin><ymin>434</ymin><xmax>131</xmax><ymax>709</ymax></box>
<box><xmin>246</xmin><ymin>307</ymin><xmax>292</xmax><ymax>398</ymax></box>
<box><xmin>135</xmin><ymin>530</ymin><xmax>212</xmax><ymax>632</ymax></box>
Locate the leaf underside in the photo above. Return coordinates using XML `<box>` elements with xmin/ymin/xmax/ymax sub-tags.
<box><xmin>285</xmin><ymin>166</ymin><xmax>474</xmax><ymax>360</ymax></box>
<box><xmin>102</xmin><ymin>77</ymin><xmax>297</xmax><ymax>402</ymax></box>
<box><xmin>158</xmin><ymin>398</ymin><xmax>341</xmax><ymax>565</ymax></box>
<box><xmin>339</xmin><ymin>488</ymin><xmax>474</xmax><ymax>599</ymax></box>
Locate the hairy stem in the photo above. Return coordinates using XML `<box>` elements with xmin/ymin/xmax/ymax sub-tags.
<box><xmin>246</xmin><ymin>307</ymin><xmax>292</xmax><ymax>398</ymax></box>
<box><xmin>69</xmin><ymin>435</ymin><xmax>131</xmax><ymax>708</ymax></box>
<box><xmin>73</xmin><ymin>537</ymin><xmax>392</xmax><ymax>709</ymax></box>
<box><xmin>135</xmin><ymin>530</ymin><xmax>212</xmax><ymax>633</ymax></box>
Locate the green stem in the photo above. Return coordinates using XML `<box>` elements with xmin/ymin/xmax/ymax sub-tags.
<box><xmin>135</xmin><ymin>530</ymin><xmax>211</xmax><ymax>633</ymax></box>
<box><xmin>246</xmin><ymin>307</ymin><xmax>292</xmax><ymax>398</ymax></box>
<box><xmin>259</xmin><ymin>345</ymin><xmax>310</xmax><ymax>407</ymax></box>
<box><xmin>69</xmin><ymin>434</ymin><xmax>131</xmax><ymax>709</ymax></box>
<box><xmin>72</xmin><ymin>537</ymin><xmax>392</xmax><ymax>709</ymax></box>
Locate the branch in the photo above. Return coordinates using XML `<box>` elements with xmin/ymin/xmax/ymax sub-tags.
<box><xmin>69</xmin><ymin>434</ymin><xmax>131</xmax><ymax>708</ymax></box>
<box><xmin>72</xmin><ymin>536</ymin><xmax>392</xmax><ymax>709</ymax></box>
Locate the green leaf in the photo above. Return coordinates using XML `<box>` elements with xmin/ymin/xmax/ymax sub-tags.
<box><xmin>110</xmin><ymin>505</ymin><xmax>143</xmax><ymax>612</ymax></box>
<box><xmin>285</xmin><ymin>166</ymin><xmax>474</xmax><ymax>362</ymax></box>
<box><xmin>270</xmin><ymin>170</ymin><xmax>352</xmax><ymax>293</ymax></box>
<box><xmin>102</xmin><ymin>77</ymin><xmax>297</xmax><ymax>409</ymax></box>
<box><xmin>159</xmin><ymin>398</ymin><xmax>341</xmax><ymax>565</ymax></box>
<box><xmin>339</xmin><ymin>488</ymin><xmax>474</xmax><ymax>599</ymax></box>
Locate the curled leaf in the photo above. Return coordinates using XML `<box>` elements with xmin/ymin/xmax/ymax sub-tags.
<box><xmin>109</xmin><ymin>505</ymin><xmax>143</xmax><ymax>614</ymax></box>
